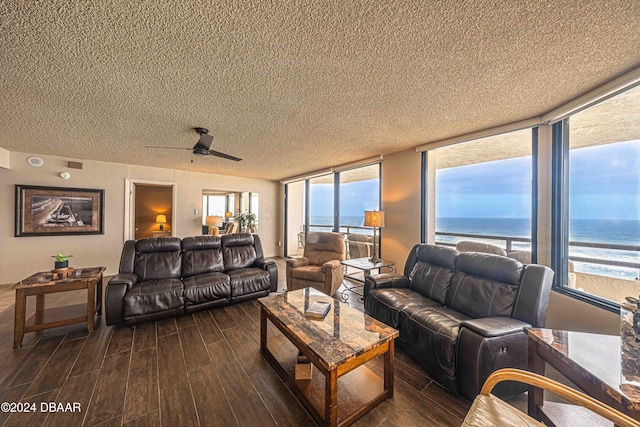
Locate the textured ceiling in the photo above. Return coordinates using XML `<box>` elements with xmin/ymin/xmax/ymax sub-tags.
<box><xmin>1</xmin><ymin>1</ymin><xmax>639</xmax><ymax>180</ymax></box>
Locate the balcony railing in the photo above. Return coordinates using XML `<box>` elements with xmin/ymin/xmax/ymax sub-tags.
<box><xmin>435</xmin><ymin>231</ymin><xmax>640</xmax><ymax>278</ymax></box>
<box><xmin>307</xmin><ymin>224</ymin><xmax>374</xmax><ymax>235</ymax></box>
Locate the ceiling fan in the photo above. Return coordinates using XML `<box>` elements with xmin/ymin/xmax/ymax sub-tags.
<box><xmin>145</xmin><ymin>128</ymin><xmax>242</xmax><ymax>161</ymax></box>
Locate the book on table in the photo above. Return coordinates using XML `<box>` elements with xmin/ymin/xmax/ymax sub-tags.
<box><xmin>305</xmin><ymin>301</ymin><xmax>331</xmax><ymax>319</ymax></box>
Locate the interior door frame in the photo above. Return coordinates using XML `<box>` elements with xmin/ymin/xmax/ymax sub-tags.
<box><xmin>124</xmin><ymin>178</ymin><xmax>178</xmax><ymax>241</ymax></box>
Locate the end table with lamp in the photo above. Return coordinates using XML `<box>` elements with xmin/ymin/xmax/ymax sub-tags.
<box><xmin>363</xmin><ymin>210</ymin><xmax>385</xmax><ymax>263</ymax></box>
<box><xmin>206</xmin><ymin>215</ymin><xmax>223</xmax><ymax>235</ymax></box>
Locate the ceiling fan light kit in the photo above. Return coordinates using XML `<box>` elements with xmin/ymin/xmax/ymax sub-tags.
<box><xmin>144</xmin><ymin>127</ymin><xmax>242</xmax><ymax>162</ymax></box>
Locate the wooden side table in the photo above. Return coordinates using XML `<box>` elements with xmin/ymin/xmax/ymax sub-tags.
<box><xmin>13</xmin><ymin>266</ymin><xmax>106</xmax><ymax>348</ymax></box>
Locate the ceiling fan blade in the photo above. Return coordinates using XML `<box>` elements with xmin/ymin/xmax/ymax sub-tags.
<box><xmin>208</xmin><ymin>150</ymin><xmax>242</xmax><ymax>162</ymax></box>
<box><xmin>144</xmin><ymin>146</ymin><xmax>192</xmax><ymax>150</ymax></box>
<box><xmin>197</xmin><ymin>133</ymin><xmax>213</xmax><ymax>150</ymax></box>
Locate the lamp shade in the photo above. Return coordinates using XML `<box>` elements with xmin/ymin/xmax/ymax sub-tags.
<box><xmin>364</xmin><ymin>210</ymin><xmax>385</xmax><ymax>228</ymax></box>
<box><xmin>155</xmin><ymin>214</ymin><xmax>167</xmax><ymax>224</ymax></box>
<box><xmin>225</xmin><ymin>211</ymin><xmax>233</xmax><ymax>219</ymax></box>
<box><xmin>206</xmin><ymin>215</ymin><xmax>223</xmax><ymax>227</ymax></box>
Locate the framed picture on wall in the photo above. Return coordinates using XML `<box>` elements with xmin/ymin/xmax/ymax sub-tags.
<box><xmin>15</xmin><ymin>185</ymin><xmax>105</xmax><ymax>237</ymax></box>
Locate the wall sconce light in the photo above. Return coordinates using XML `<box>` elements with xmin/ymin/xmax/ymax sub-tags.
<box><xmin>206</xmin><ymin>215</ymin><xmax>223</xmax><ymax>235</ymax></box>
<box><xmin>364</xmin><ymin>210</ymin><xmax>385</xmax><ymax>263</ymax></box>
<box><xmin>156</xmin><ymin>214</ymin><xmax>167</xmax><ymax>231</ymax></box>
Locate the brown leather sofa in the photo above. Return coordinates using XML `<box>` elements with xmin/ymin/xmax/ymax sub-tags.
<box><xmin>106</xmin><ymin>234</ymin><xmax>277</xmax><ymax>326</ymax></box>
<box><xmin>364</xmin><ymin>244</ymin><xmax>553</xmax><ymax>400</ymax></box>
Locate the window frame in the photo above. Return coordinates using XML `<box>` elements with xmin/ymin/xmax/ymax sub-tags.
<box><xmin>283</xmin><ymin>163</ymin><xmax>382</xmax><ymax>257</ymax></box>
<box><xmin>550</xmin><ymin>119</ymin><xmax>626</xmax><ymax>314</ymax></box>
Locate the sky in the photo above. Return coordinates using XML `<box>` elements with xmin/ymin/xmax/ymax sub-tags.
<box><xmin>309</xmin><ymin>179</ymin><xmax>380</xmax><ymax>222</ymax></box>
<box><xmin>306</xmin><ymin>139</ymin><xmax>640</xmax><ymax>223</ymax></box>
<box><xmin>437</xmin><ymin>139</ymin><xmax>640</xmax><ymax>220</ymax></box>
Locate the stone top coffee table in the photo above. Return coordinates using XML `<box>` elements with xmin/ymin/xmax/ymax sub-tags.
<box><xmin>259</xmin><ymin>287</ymin><xmax>398</xmax><ymax>427</ymax></box>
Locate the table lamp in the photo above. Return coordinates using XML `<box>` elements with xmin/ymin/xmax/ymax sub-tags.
<box><xmin>225</xmin><ymin>211</ymin><xmax>233</xmax><ymax>221</ymax></box>
<box><xmin>364</xmin><ymin>210</ymin><xmax>385</xmax><ymax>263</ymax></box>
<box><xmin>156</xmin><ymin>214</ymin><xmax>167</xmax><ymax>231</ymax></box>
<box><xmin>206</xmin><ymin>215</ymin><xmax>223</xmax><ymax>236</ymax></box>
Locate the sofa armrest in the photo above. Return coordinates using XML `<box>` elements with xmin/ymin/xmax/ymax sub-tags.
<box><xmin>457</xmin><ymin>317</ymin><xmax>531</xmax><ymax>400</ymax></box>
<box><xmin>286</xmin><ymin>257</ymin><xmax>309</xmax><ymax>269</ymax></box>
<box><xmin>363</xmin><ymin>273</ymin><xmax>410</xmax><ymax>301</ymax></box>
<box><xmin>321</xmin><ymin>259</ymin><xmax>342</xmax><ymax>273</ymax></box>
<box><xmin>108</xmin><ymin>273</ymin><xmax>138</xmax><ymax>289</ymax></box>
<box><xmin>255</xmin><ymin>258</ymin><xmax>278</xmax><ymax>292</ymax></box>
<box><xmin>321</xmin><ymin>260</ymin><xmax>345</xmax><ymax>296</ymax></box>
<box><xmin>460</xmin><ymin>317</ymin><xmax>531</xmax><ymax>337</ymax></box>
<box><xmin>106</xmin><ymin>273</ymin><xmax>138</xmax><ymax>326</ymax></box>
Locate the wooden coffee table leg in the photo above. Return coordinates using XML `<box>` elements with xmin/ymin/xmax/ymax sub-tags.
<box><xmin>260</xmin><ymin>306</ymin><xmax>267</xmax><ymax>349</ymax></box>
<box><xmin>384</xmin><ymin>339</ymin><xmax>395</xmax><ymax>397</ymax></box>
<box><xmin>14</xmin><ymin>288</ymin><xmax>26</xmax><ymax>349</ymax></box>
<box><xmin>86</xmin><ymin>280</ymin><xmax>95</xmax><ymax>332</ymax></box>
<box><xmin>325</xmin><ymin>369</ymin><xmax>338</xmax><ymax>426</ymax></box>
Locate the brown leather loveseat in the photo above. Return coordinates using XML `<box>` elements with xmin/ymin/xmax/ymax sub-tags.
<box><xmin>106</xmin><ymin>233</ymin><xmax>277</xmax><ymax>326</ymax></box>
<box><xmin>364</xmin><ymin>244</ymin><xmax>553</xmax><ymax>400</ymax></box>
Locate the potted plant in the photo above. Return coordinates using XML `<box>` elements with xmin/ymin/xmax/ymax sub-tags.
<box><xmin>52</xmin><ymin>253</ymin><xmax>73</xmax><ymax>269</ymax></box>
<box><xmin>236</xmin><ymin>210</ymin><xmax>256</xmax><ymax>233</ymax></box>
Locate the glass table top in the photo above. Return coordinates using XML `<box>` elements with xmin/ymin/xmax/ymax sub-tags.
<box><xmin>527</xmin><ymin>328</ymin><xmax>640</xmax><ymax>411</ymax></box>
<box><xmin>341</xmin><ymin>257</ymin><xmax>395</xmax><ymax>270</ymax></box>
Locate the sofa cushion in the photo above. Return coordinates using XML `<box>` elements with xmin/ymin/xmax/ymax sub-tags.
<box><xmin>365</xmin><ymin>288</ymin><xmax>440</xmax><ymax>328</ymax></box>
<box><xmin>182</xmin><ymin>236</ymin><xmax>224</xmax><ymax>277</ymax></box>
<box><xmin>222</xmin><ymin>234</ymin><xmax>258</xmax><ymax>270</ymax></box>
<box><xmin>124</xmin><ymin>278</ymin><xmax>184</xmax><ymax>319</ymax></box>
<box><xmin>446</xmin><ymin>253</ymin><xmax>523</xmax><ymax>319</ymax></box>
<box><xmin>400</xmin><ymin>306</ymin><xmax>472</xmax><ymax>392</ymax></box>
<box><xmin>183</xmin><ymin>272</ymin><xmax>231</xmax><ymax>307</ymax></box>
<box><xmin>228</xmin><ymin>268</ymin><xmax>270</xmax><ymax>300</ymax></box>
<box><xmin>289</xmin><ymin>265</ymin><xmax>324</xmax><ymax>282</ymax></box>
<box><xmin>133</xmin><ymin>237</ymin><xmax>182</xmax><ymax>282</ymax></box>
<box><xmin>406</xmin><ymin>245</ymin><xmax>456</xmax><ymax>304</ymax></box>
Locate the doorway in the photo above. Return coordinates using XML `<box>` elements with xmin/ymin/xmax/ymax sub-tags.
<box><xmin>124</xmin><ymin>179</ymin><xmax>177</xmax><ymax>241</ymax></box>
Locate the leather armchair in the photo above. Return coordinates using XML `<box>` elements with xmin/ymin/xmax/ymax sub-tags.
<box><xmin>346</xmin><ymin>233</ymin><xmax>372</xmax><ymax>259</ymax></box>
<box><xmin>456</xmin><ymin>240</ymin><xmax>507</xmax><ymax>256</ymax></box>
<box><xmin>286</xmin><ymin>232</ymin><xmax>345</xmax><ymax>297</ymax></box>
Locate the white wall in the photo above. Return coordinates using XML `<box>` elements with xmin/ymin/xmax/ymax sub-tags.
<box><xmin>0</xmin><ymin>151</ymin><xmax>279</xmax><ymax>285</ymax></box>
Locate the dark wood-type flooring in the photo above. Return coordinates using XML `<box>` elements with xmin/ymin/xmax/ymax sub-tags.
<box><xmin>0</xmin><ymin>258</ymin><xmax>529</xmax><ymax>426</ymax></box>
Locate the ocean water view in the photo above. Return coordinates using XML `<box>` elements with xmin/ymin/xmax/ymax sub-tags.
<box><xmin>309</xmin><ymin>215</ymin><xmax>640</xmax><ymax>280</ymax></box>
<box><xmin>436</xmin><ymin>217</ymin><xmax>640</xmax><ymax>280</ymax></box>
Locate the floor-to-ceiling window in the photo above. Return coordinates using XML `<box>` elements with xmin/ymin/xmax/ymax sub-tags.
<box><xmin>308</xmin><ymin>174</ymin><xmax>335</xmax><ymax>233</ymax></box>
<box><xmin>429</xmin><ymin>129</ymin><xmax>533</xmax><ymax>259</ymax></box>
<box><xmin>339</xmin><ymin>164</ymin><xmax>381</xmax><ymax>259</ymax></box>
<box><xmin>202</xmin><ymin>194</ymin><xmax>226</xmax><ymax>221</ymax></box>
<box><xmin>558</xmin><ymin>85</ymin><xmax>640</xmax><ymax>305</ymax></box>
<box><xmin>283</xmin><ymin>162</ymin><xmax>381</xmax><ymax>257</ymax></box>
<box><xmin>339</xmin><ymin>164</ymin><xmax>380</xmax><ymax>232</ymax></box>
